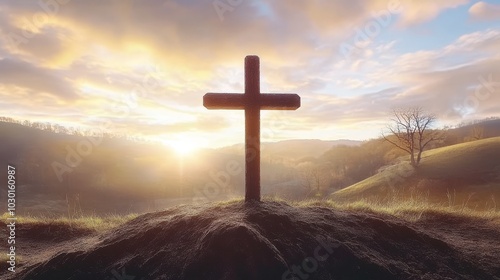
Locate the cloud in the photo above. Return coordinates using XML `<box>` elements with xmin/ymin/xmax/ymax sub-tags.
<box><xmin>469</xmin><ymin>1</ymin><xmax>500</xmax><ymax>21</ymax></box>
<box><xmin>364</xmin><ymin>29</ymin><xmax>500</xmax><ymax>122</ymax></box>
<box><xmin>443</xmin><ymin>29</ymin><xmax>500</xmax><ymax>55</ymax></box>
<box><xmin>397</xmin><ymin>0</ymin><xmax>470</xmax><ymax>26</ymax></box>
<box><xmin>0</xmin><ymin>57</ymin><xmax>77</xmax><ymax>100</ymax></box>
<box><xmin>0</xmin><ymin>0</ymin><xmax>467</xmax><ymax>72</ymax></box>
<box><xmin>92</xmin><ymin>114</ymin><xmax>230</xmax><ymax>136</ymax></box>
<box><xmin>398</xmin><ymin>59</ymin><xmax>500</xmax><ymax>117</ymax></box>
<box><xmin>278</xmin><ymin>29</ymin><xmax>500</xmax><ymax>133</ymax></box>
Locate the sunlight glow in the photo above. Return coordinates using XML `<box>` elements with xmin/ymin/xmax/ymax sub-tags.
<box><xmin>163</xmin><ymin>138</ymin><xmax>201</xmax><ymax>156</ymax></box>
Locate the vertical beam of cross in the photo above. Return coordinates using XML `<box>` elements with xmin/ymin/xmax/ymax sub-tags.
<box><xmin>203</xmin><ymin>55</ymin><xmax>300</xmax><ymax>202</ymax></box>
<box><xmin>245</xmin><ymin>56</ymin><xmax>260</xmax><ymax>201</ymax></box>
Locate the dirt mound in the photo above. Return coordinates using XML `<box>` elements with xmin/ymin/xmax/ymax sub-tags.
<box><xmin>13</xmin><ymin>201</ymin><xmax>500</xmax><ymax>280</ymax></box>
<box><xmin>18</xmin><ymin>223</ymin><xmax>95</xmax><ymax>242</ymax></box>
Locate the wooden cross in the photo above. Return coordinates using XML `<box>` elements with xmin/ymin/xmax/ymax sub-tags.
<box><xmin>203</xmin><ymin>55</ymin><xmax>300</xmax><ymax>202</ymax></box>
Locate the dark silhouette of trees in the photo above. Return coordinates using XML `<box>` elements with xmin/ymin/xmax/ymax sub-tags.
<box><xmin>383</xmin><ymin>107</ymin><xmax>443</xmax><ymax>167</ymax></box>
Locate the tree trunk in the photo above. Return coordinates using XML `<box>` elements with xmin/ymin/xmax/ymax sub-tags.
<box><xmin>410</xmin><ymin>153</ymin><xmax>417</xmax><ymax>168</ymax></box>
<box><xmin>416</xmin><ymin>150</ymin><xmax>423</xmax><ymax>165</ymax></box>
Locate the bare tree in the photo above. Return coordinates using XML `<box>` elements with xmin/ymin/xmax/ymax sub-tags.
<box><xmin>383</xmin><ymin>107</ymin><xmax>442</xmax><ymax>167</ymax></box>
<box><xmin>470</xmin><ymin>125</ymin><xmax>484</xmax><ymax>141</ymax></box>
<box><xmin>298</xmin><ymin>162</ymin><xmax>330</xmax><ymax>197</ymax></box>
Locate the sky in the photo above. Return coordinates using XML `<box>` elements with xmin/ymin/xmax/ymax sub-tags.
<box><xmin>0</xmin><ymin>0</ymin><xmax>499</xmax><ymax>151</ymax></box>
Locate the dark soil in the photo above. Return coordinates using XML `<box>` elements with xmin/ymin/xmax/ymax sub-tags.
<box><xmin>5</xmin><ymin>201</ymin><xmax>500</xmax><ymax>280</ymax></box>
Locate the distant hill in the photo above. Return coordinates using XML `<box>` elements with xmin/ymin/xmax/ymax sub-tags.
<box><xmin>2</xmin><ymin>117</ymin><xmax>499</xmax><ymax>213</ymax></box>
<box><xmin>444</xmin><ymin>118</ymin><xmax>500</xmax><ymax>145</ymax></box>
<box><xmin>0</xmin><ymin>120</ymin><xmax>360</xmax><ymax>214</ymax></box>
<box><xmin>0</xmin><ymin>120</ymin><xmax>182</xmax><ymax>214</ymax></box>
<box><xmin>332</xmin><ymin>137</ymin><xmax>500</xmax><ymax>208</ymax></box>
<box><xmin>220</xmin><ymin>139</ymin><xmax>361</xmax><ymax>160</ymax></box>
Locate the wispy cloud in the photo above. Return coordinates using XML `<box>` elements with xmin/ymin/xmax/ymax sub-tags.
<box><xmin>469</xmin><ymin>1</ymin><xmax>500</xmax><ymax>21</ymax></box>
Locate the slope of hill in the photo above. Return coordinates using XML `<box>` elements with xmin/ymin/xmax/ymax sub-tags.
<box><xmin>5</xmin><ymin>201</ymin><xmax>499</xmax><ymax>280</ymax></box>
<box><xmin>332</xmin><ymin>137</ymin><xmax>500</xmax><ymax>207</ymax></box>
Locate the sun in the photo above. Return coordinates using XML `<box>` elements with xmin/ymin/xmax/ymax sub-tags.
<box><xmin>164</xmin><ymin>138</ymin><xmax>200</xmax><ymax>156</ymax></box>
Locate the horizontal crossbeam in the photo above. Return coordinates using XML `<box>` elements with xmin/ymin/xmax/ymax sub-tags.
<box><xmin>204</xmin><ymin>93</ymin><xmax>300</xmax><ymax>110</ymax></box>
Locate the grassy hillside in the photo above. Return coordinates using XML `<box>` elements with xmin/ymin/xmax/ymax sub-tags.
<box><xmin>332</xmin><ymin>137</ymin><xmax>500</xmax><ymax>209</ymax></box>
<box><xmin>3</xmin><ymin>200</ymin><xmax>499</xmax><ymax>280</ymax></box>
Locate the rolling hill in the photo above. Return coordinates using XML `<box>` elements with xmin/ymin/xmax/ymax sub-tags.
<box><xmin>332</xmin><ymin>137</ymin><xmax>500</xmax><ymax>209</ymax></box>
<box><xmin>0</xmin><ymin>119</ymin><xmax>360</xmax><ymax>216</ymax></box>
<box><xmin>447</xmin><ymin>118</ymin><xmax>500</xmax><ymax>143</ymax></box>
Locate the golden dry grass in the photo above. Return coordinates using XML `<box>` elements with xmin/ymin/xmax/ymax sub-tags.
<box><xmin>3</xmin><ymin>192</ymin><xmax>499</xmax><ymax>234</ymax></box>
<box><xmin>297</xmin><ymin>195</ymin><xmax>500</xmax><ymax>223</ymax></box>
<box><xmin>0</xmin><ymin>212</ymin><xmax>138</xmax><ymax>232</ymax></box>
